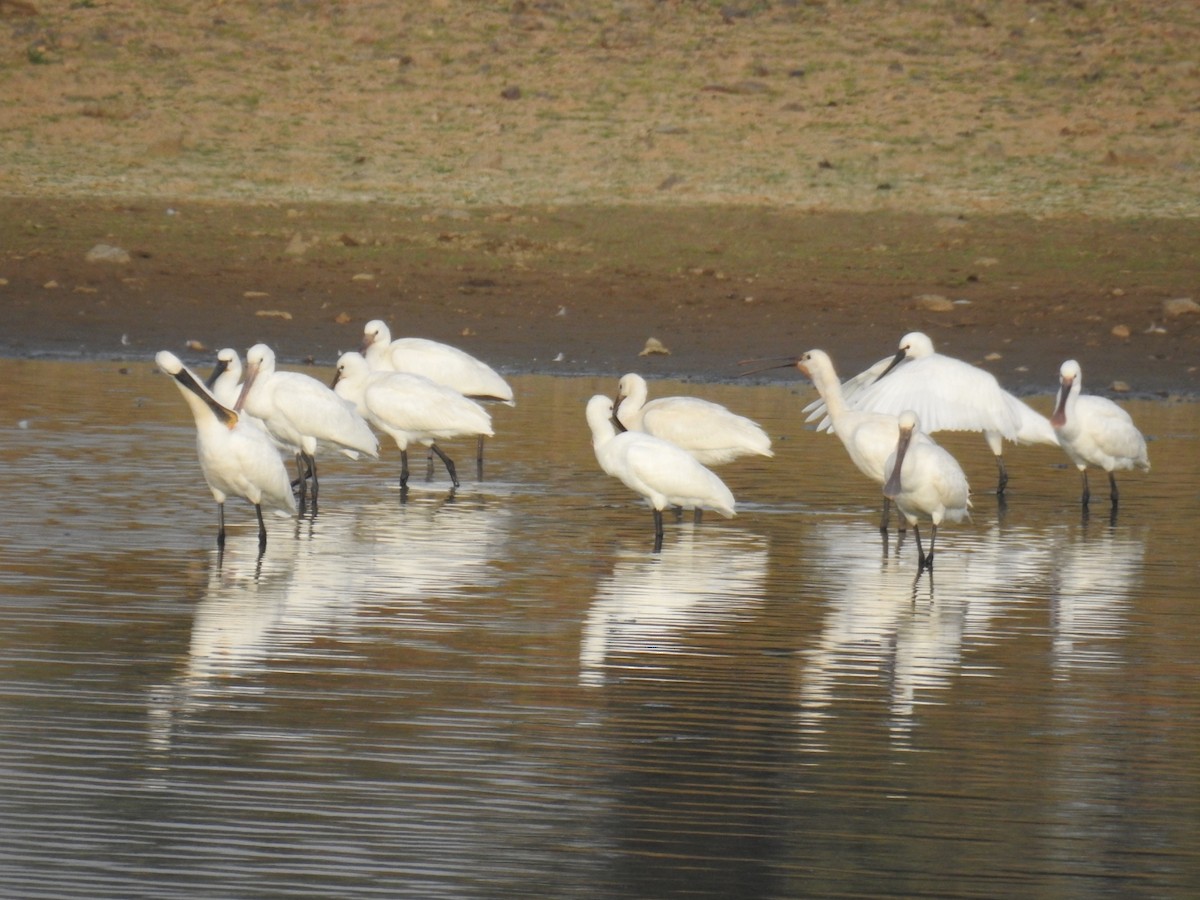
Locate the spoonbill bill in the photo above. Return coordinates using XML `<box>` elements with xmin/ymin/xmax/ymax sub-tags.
<box><xmin>205</xmin><ymin>348</ymin><xmax>244</xmax><ymax>409</ymax></box>
<box><xmin>586</xmin><ymin>394</ymin><xmax>735</xmax><ymax>553</ymax></box>
<box><xmin>361</xmin><ymin>318</ymin><xmax>512</xmax><ymax>477</ymax></box>
<box><xmin>235</xmin><ymin>343</ymin><xmax>378</xmax><ymax>509</ymax></box>
<box><xmin>332</xmin><ymin>351</ymin><xmax>493</xmax><ymax>490</ymax></box>
<box><xmin>1050</xmin><ymin>359</ymin><xmax>1149</xmax><ymax>510</ymax></box>
<box><xmin>806</xmin><ymin>332</ymin><xmax>1058</xmax><ymax>494</ymax></box>
<box><xmin>157</xmin><ymin>350</ymin><xmax>295</xmax><ymax>550</ymax></box>
<box><xmin>613</xmin><ymin>372</ymin><xmax>772</xmax><ymax>466</ymax></box>
<box><xmin>883</xmin><ymin>410</ymin><xmax>971</xmax><ymax>572</ymax></box>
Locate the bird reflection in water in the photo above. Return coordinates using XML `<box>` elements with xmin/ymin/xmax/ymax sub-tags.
<box><xmin>797</xmin><ymin>520</ymin><xmax>1053</xmax><ymax>750</ymax></box>
<box><xmin>146</xmin><ymin>496</ymin><xmax>511</xmax><ymax>761</ymax></box>
<box><xmin>580</xmin><ymin>530</ymin><xmax>768</xmax><ymax>686</ymax></box>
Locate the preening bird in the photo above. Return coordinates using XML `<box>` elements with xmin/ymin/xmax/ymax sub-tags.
<box><xmin>613</xmin><ymin>372</ymin><xmax>772</xmax><ymax>467</ymax></box>
<box><xmin>791</xmin><ymin>349</ymin><xmax>904</xmax><ymax>530</ymax></box>
<box><xmin>157</xmin><ymin>350</ymin><xmax>295</xmax><ymax>550</ymax></box>
<box><xmin>205</xmin><ymin>348</ymin><xmax>244</xmax><ymax>409</ymax></box>
<box><xmin>586</xmin><ymin>394</ymin><xmax>735</xmax><ymax>553</ymax></box>
<box><xmin>1050</xmin><ymin>359</ymin><xmax>1149</xmax><ymax>510</ymax></box>
<box><xmin>883</xmin><ymin>410</ymin><xmax>971</xmax><ymax>572</ymax></box>
<box><xmin>805</xmin><ymin>332</ymin><xmax>1058</xmax><ymax>494</ymax></box>
<box><xmin>235</xmin><ymin>343</ymin><xmax>379</xmax><ymax>509</ymax></box>
<box><xmin>332</xmin><ymin>351</ymin><xmax>493</xmax><ymax>490</ymax></box>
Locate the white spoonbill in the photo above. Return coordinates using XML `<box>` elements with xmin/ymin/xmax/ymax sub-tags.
<box><xmin>1050</xmin><ymin>359</ymin><xmax>1149</xmax><ymax>510</ymax></box>
<box><xmin>157</xmin><ymin>350</ymin><xmax>295</xmax><ymax>550</ymax></box>
<box><xmin>332</xmin><ymin>351</ymin><xmax>493</xmax><ymax>490</ymax></box>
<box><xmin>805</xmin><ymin>332</ymin><xmax>1058</xmax><ymax>494</ymax></box>
<box><xmin>883</xmin><ymin>410</ymin><xmax>971</xmax><ymax>572</ymax></box>
<box><xmin>362</xmin><ymin>318</ymin><xmax>512</xmax><ymax>478</ymax></box>
<box><xmin>586</xmin><ymin>394</ymin><xmax>735</xmax><ymax>553</ymax></box>
<box><xmin>235</xmin><ymin>343</ymin><xmax>379</xmax><ymax>509</ymax></box>
<box><xmin>613</xmin><ymin>372</ymin><xmax>773</xmax><ymax>466</ymax></box>
<box><xmin>361</xmin><ymin>319</ymin><xmax>513</xmax><ymax>403</ymax></box>
<box><xmin>204</xmin><ymin>348</ymin><xmax>244</xmax><ymax>409</ymax></box>
<box><xmin>790</xmin><ymin>350</ymin><xmax>905</xmax><ymax>530</ymax></box>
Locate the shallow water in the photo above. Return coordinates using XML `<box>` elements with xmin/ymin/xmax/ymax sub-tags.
<box><xmin>1</xmin><ymin>359</ymin><xmax>1198</xmax><ymax>898</ymax></box>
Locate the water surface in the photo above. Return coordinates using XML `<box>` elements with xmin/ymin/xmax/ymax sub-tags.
<box><xmin>1</xmin><ymin>360</ymin><xmax>1197</xmax><ymax>898</ymax></box>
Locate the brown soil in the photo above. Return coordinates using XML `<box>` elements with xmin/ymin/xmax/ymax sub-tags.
<box><xmin>2</xmin><ymin>2</ymin><xmax>1198</xmax><ymax>395</ymax></box>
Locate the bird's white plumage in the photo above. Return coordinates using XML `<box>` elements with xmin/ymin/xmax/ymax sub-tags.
<box><xmin>361</xmin><ymin>319</ymin><xmax>514</xmax><ymax>405</ymax></box>
<box><xmin>1051</xmin><ymin>359</ymin><xmax>1149</xmax><ymax>475</ymax></box>
<box><xmin>207</xmin><ymin>348</ymin><xmax>244</xmax><ymax>408</ymax></box>
<box><xmin>333</xmin><ymin>351</ymin><xmax>493</xmax><ymax>452</ymax></box>
<box><xmin>157</xmin><ymin>350</ymin><xmax>295</xmax><ymax>520</ymax></box>
<box><xmin>237</xmin><ymin>343</ymin><xmax>379</xmax><ymax>461</ymax></box>
<box><xmin>806</xmin><ymin>331</ymin><xmax>1058</xmax><ymax>450</ymax></box>
<box><xmin>614</xmin><ymin>372</ymin><xmax>772</xmax><ymax>466</ymax></box>
<box><xmin>587</xmin><ymin>394</ymin><xmax>735</xmax><ymax>517</ymax></box>
<box><xmin>795</xmin><ymin>349</ymin><xmax>900</xmax><ymax>485</ymax></box>
<box><xmin>884</xmin><ymin>411</ymin><xmax>972</xmax><ymax>530</ymax></box>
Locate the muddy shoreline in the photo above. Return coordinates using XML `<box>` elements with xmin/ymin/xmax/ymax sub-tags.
<box><xmin>2</xmin><ymin>198</ymin><xmax>1196</xmax><ymax>399</ymax></box>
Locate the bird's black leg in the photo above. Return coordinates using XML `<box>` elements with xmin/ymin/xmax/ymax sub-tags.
<box><xmin>430</xmin><ymin>443</ymin><xmax>459</xmax><ymax>487</ymax></box>
<box><xmin>425</xmin><ymin>447</ymin><xmax>435</xmax><ymax>482</ymax></box>
<box><xmin>294</xmin><ymin>453</ymin><xmax>307</xmax><ymax>511</ymax></box>
<box><xmin>913</xmin><ymin>524</ymin><xmax>927</xmax><ymax>571</ymax></box>
<box><xmin>1080</xmin><ymin>469</ymin><xmax>1091</xmax><ymax>507</ymax></box>
<box><xmin>693</xmin><ymin>508</ymin><xmax>703</xmax><ymax>525</ymax></box>
<box><xmin>217</xmin><ymin>502</ymin><xmax>226</xmax><ymax>550</ymax></box>
<box><xmin>995</xmin><ymin>454</ymin><xmax>1008</xmax><ymax>496</ymax></box>
<box><xmin>256</xmin><ymin>503</ymin><xmax>268</xmax><ymax>551</ymax></box>
<box><xmin>1108</xmin><ymin>472</ymin><xmax>1119</xmax><ymax>507</ymax></box>
<box><xmin>400</xmin><ymin>449</ymin><xmax>410</xmax><ymax>487</ymax></box>
<box><xmin>653</xmin><ymin>508</ymin><xmax>664</xmax><ymax>554</ymax></box>
<box><xmin>879</xmin><ymin>497</ymin><xmax>891</xmax><ymax>533</ymax></box>
<box><xmin>306</xmin><ymin>453</ymin><xmax>319</xmax><ymax>508</ymax></box>
<box><xmin>925</xmin><ymin>524</ymin><xmax>938</xmax><ymax>572</ymax></box>
<box><xmin>476</xmin><ymin>435</ymin><xmax>485</xmax><ymax>481</ymax></box>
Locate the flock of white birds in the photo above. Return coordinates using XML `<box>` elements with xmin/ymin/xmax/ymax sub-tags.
<box><xmin>158</xmin><ymin>322</ymin><xmax>1151</xmax><ymax>569</ymax></box>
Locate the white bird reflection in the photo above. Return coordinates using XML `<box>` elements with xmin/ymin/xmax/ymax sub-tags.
<box><xmin>580</xmin><ymin>529</ymin><xmax>768</xmax><ymax>686</ymax></box>
<box><xmin>797</xmin><ymin>519</ymin><xmax>1052</xmax><ymax>750</ymax></box>
<box><xmin>147</xmin><ymin>494</ymin><xmax>511</xmax><ymax>759</ymax></box>
<box><xmin>1046</xmin><ymin>522</ymin><xmax>1145</xmax><ymax>677</ymax></box>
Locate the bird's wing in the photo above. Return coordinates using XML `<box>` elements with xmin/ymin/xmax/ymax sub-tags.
<box><xmin>1007</xmin><ymin>394</ymin><xmax>1059</xmax><ymax>446</ymax></box>
<box><xmin>803</xmin><ymin>354</ymin><xmax>896</xmax><ymax>431</ymax></box>
<box><xmin>367</xmin><ymin>376</ymin><xmax>493</xmax><ymax>439</ymax></box>
<box><xmin>850</xmin><ymin>357</ymin><xmax>1022</xmax><ymax>439</ymax></box>
<box><xmin>389</xmin><ymin>339</ymin><xmax>513</xmax><ymax>402</ymax></box>
<box><xmin>1077</xmin><ymin>397</ymin><xmax>1148</xmax><ymax>465</ymax></box>
<box><xmin>641</xmin><ymin>399</ymin><xmax>770</xmax><ymax>454</ymax></box>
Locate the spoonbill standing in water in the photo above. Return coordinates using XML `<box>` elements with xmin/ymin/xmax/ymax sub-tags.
<box><xmin>235</xmin><ymin>343</ymin><xmax>378</xmax><ymax>510</ymax></box>
<box><xmin>788</xmin><ymin>350</ymin><xmax>905</xmax><ymax>530</ymax></box>
<box><xmin>613</xmin><ymin>372</ymin><xmax>773</xmax><ymax>466</ymax></box>
<box><xmin>883</xmin><ymin>410</ymin><xmax>971</xmax><ymax>572</ymax></box>
<box><xmin>587</xmin><ymin>394</ymin><xmax>735</xmax><ymax>553</ymax></box>
<box><xmin>1050</xmin><ymin>359</ymin><xmax>1149</xmax><ymax>510</ymax></box>
<box><xmin>361</xmin><ymin>318</ymin><xmax>513</xmax><ymax>477</ymax></box>
<box><xmin>157</xmin><ymin>350</ymin><xmax>295</xmax><ymax>550</ymax></box>
<box><xmin>332</xmin><ymin>351</ymin><xmax>493</xmax><ymax>491</ymax></box>
<box><xmin>805</xmin><ymin>332</ymin><xmax>1058</xmax><ymax>495</ymax></box>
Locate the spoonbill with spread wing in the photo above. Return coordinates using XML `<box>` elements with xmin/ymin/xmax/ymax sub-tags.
<box><xmin>805</xmin><ymin>332</ymin><xmax>1057</xmax><ymax>494</ymax></box>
